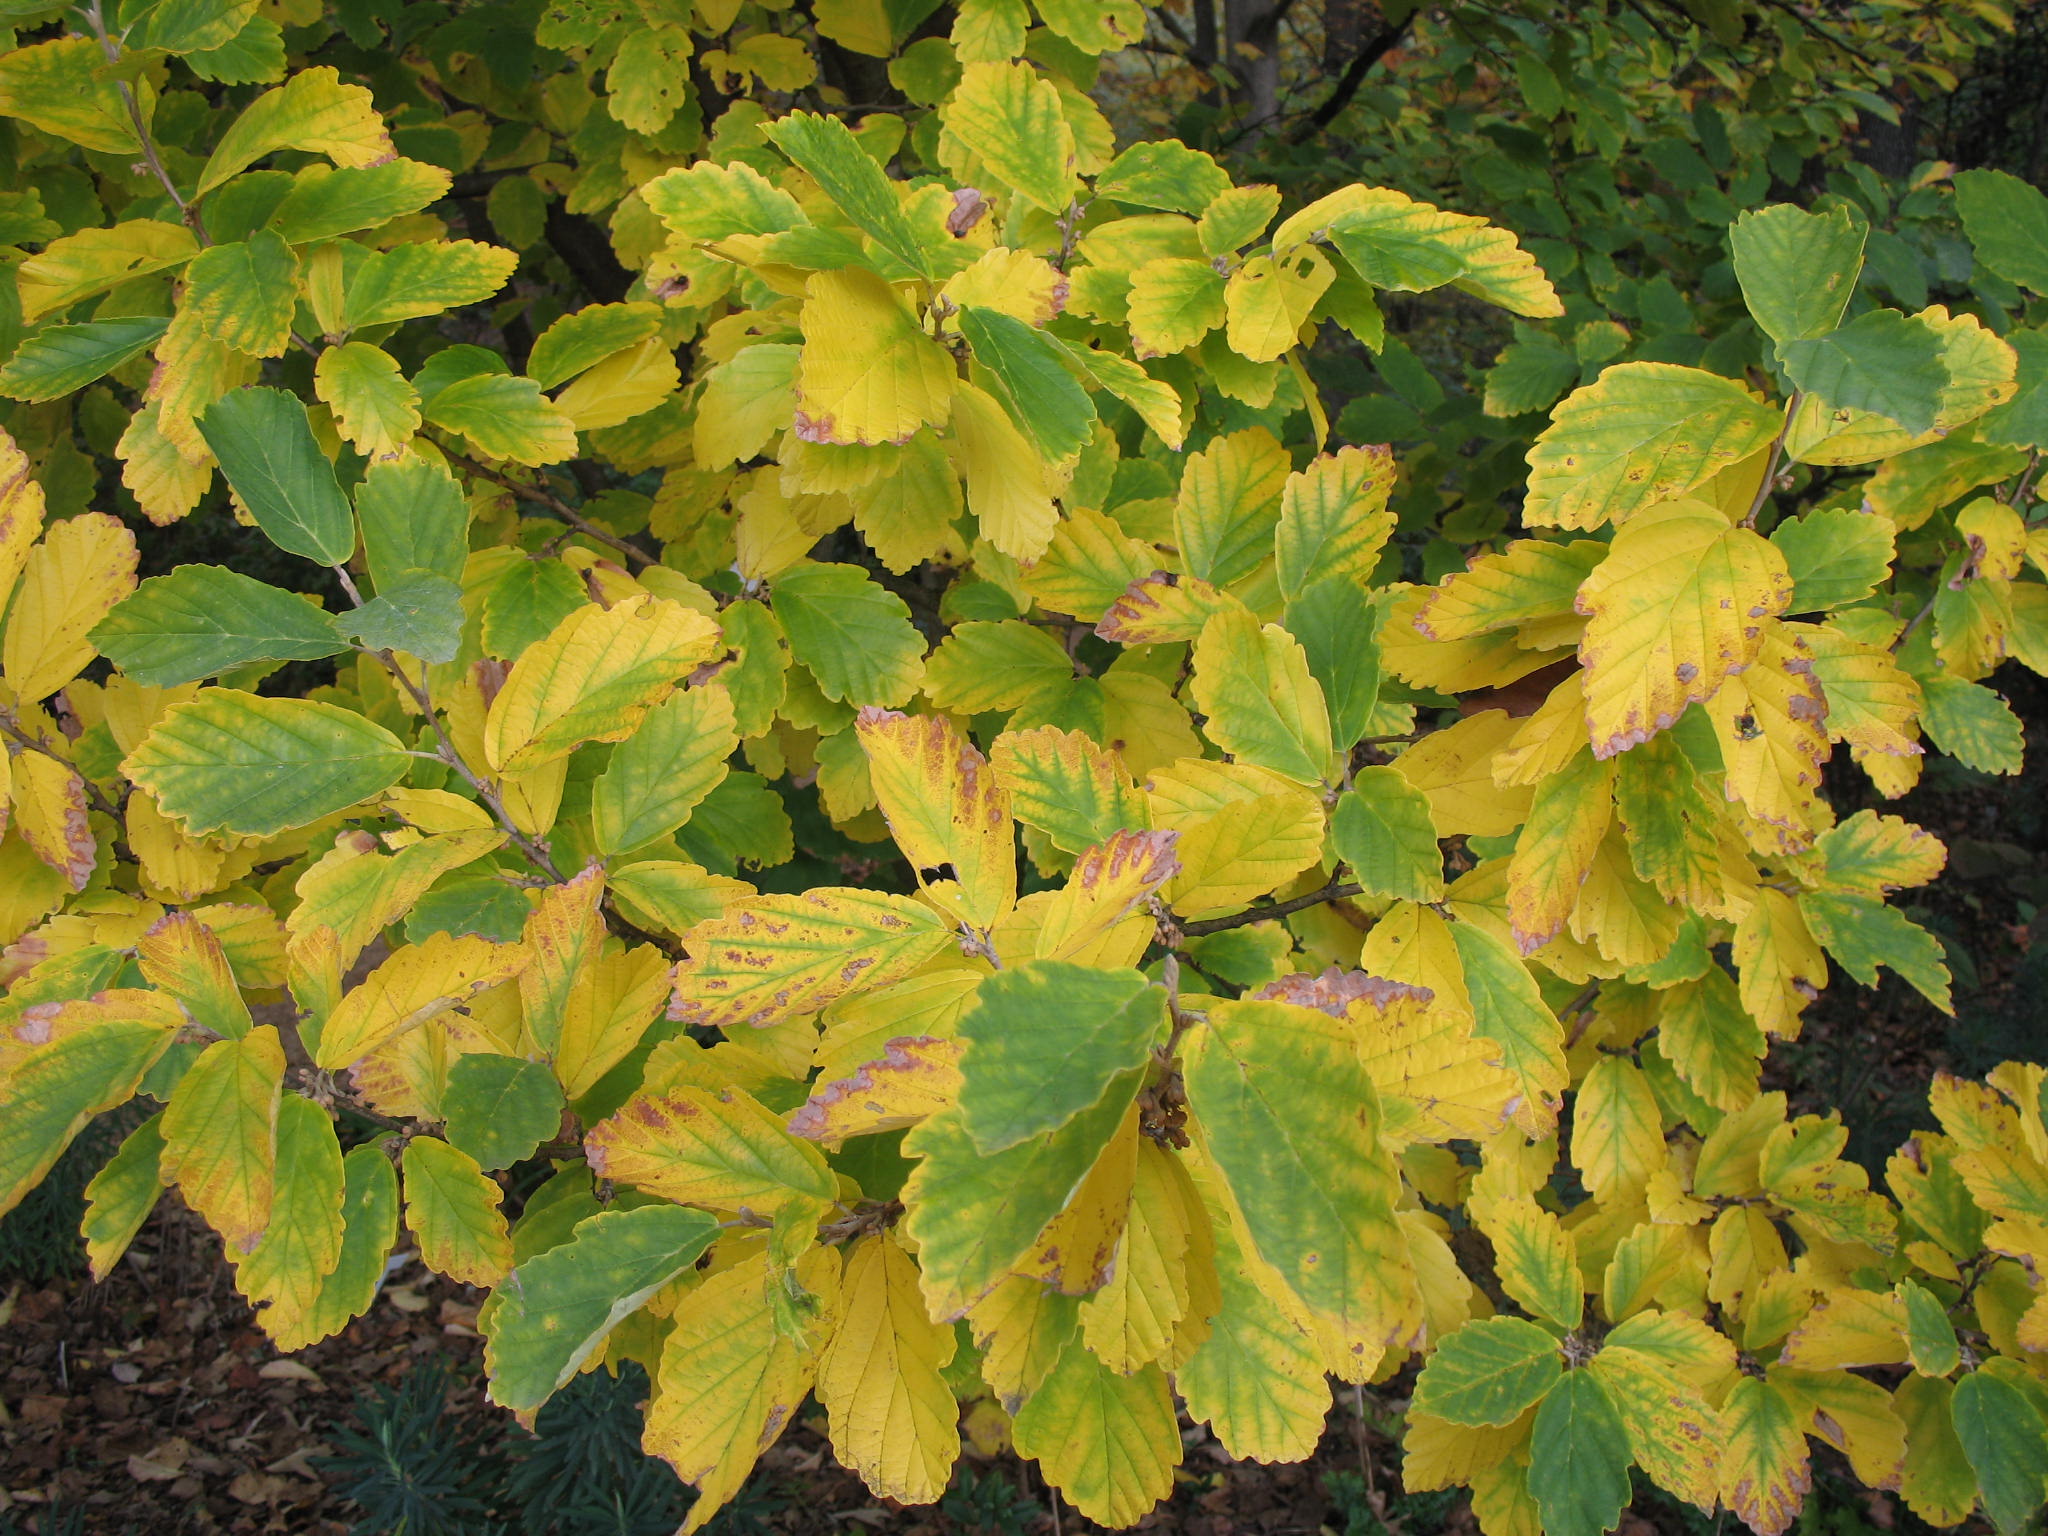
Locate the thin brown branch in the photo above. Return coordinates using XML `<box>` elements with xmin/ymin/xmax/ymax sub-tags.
<box><xmin>1176</xmin><ymin>875</ymin><xmax>1365</xmax><ymax>938</ymax></box>
<box><xmin>432</xmin><ymin>439</ymin><xmax>655</xmax><ymax>570</ymax></box>
<box><xmin>1743</xmin><ymin>390</ymin><xmax>1803</xmax><ymax>527</ymax></box>
<box><xmin>0</xmin><ymin>715</ymin><xmax>125</xmax><ymax>820</ymax></box>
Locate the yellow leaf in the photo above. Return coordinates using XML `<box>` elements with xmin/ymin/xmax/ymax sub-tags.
<box><xmin>3</xmin><ymin>512</ymin><xmax>137</xmax><ymax>703</ymax></box>
<box><xmin>1571</xmin><ymin>1056</ymin><xmax>1665</xmax><ymax>1201</ymax></box>
<box><xmin>1505</xmin><ymin>747</ymin><xmax>1615</xmax><ymax>953</ymax></box>
<box><xmin>950</xmin><ymin>378</ymin><xmax>1056</xmax><ymax>561</ymax></box>
<box><xmin>319</xmin><ymin>932</ymin><xmax>528</xmax><ymax>1071</ymax></box>
<box><xmin>941</xmin><ymin>247</ymin><xmax>1067</xmax><ymax>325</ymax></box>
<box><xmin>1351</xmin><ymin>982</ymin><xmax>1521</xmax><ymax>1144</ymax></box>
<box><xmin>1031</xmin><ymin>828</ymin><xmax>1180</xmax><ymax>965</ymax></box>
<box><xmin>136</xmin><ymin>909</ymin><xmax>250</xmax><ymax>1040</ymax></box>
<box><xmin>817</xmin><ymin>1234</ymin><xmax>960</xmax><ymax>1504</ymax></box>
<box><xmin>401</xmin><ymin>1134</ymin><xmax>511</xmax><ymax>1287</ymax></box>
<box><xmin>554</xmin><ymin>337</ymin><xmax>681</xmax><ymax>431</ymax></box>
<box><xmin>788</xmin><ymin>1034</ymin><xmax>963</xmax><ymax>1145</ymax></box>
<box><xmin>555</xmin><ymin>943</ymin><xmax>673</xmax><ymax>1102</ymax></box>
<box><xmin>1589</xmin><ymin>1345</ymin><xmax>1721</xmax><ymax>1510</ymax></box>
<box><xmin>967</xmin><ymin>1274</ymin><xmax>1081</xmax><ymax>1413</ymax></box>
<box><xmin>585</xmin><ymin>1082</ymin><xmax>835</xmax><ymax>1210</ymax></box>
<box><xmin>1707</xmin><ymin>622</ymin><xmax>1831</xmax><ymax>850</ymax></box>
<box><xmin>1079</xmin><ymin>1139</ymin><xmax>1200</xmax><ymax>1373</ymax></box>
<box><xmin>643</xmin><ymin>1247</ymin><xmax>841</xmax><ymax>1527</ymax></box>
<box><xmin>315</xmin><ymin>343</ymin><xmax>420</xmax><ymax>459</ymax></box>
<box><xmin>160</xmin><ymin>1025</ymin><xmax>284</xmax><ymax>1255</ymax></box>
<box><xmin>670</xmin><ymin>888</ymin><xmax>952</xmax><ymax>1031</ymax></box>
<box><xmin>0</xmin><ymin>426</ymin><xmax>46</xmax><ymax>616</ymax></box>
<box><xmin>1733</xmin><ymin>887</ymin><xmax>1825</xmax><ymax>1039</ymax></box>
<box><xmin>1774</xmin><ymin>1367</ymin><xmax>1906</xmax><ymax>1491</ymax></box>
<box><xmin>11</xmin><ymin>750</ymin><xmax>94</xmax><ymax>894</ymax></box>
<box><xmin>483</xmin><ymin>595</ymin><xmax>722</xmax><ymax>774</ymax></box>
<box><xmin>795</xmin><ymin>268</ymin><xmax>955</xmax><ymax>446</ymax></box>
<box><xmin>1151</xmin><ymin>777</ymin><xmax>1323</xmax><ymax>920</ymax></box>
<box><xmin>856</xmin><ymin>708</ymin><xmax>1016</xmax><ymax>929</ymax></box>
<box><xmin>1223</xmin><ymin>248</ymin><xmax>1334</xmax><ymax>363</ymax></box>
<box><xmin>1013</xmin><ymin>1105</ymin><xmax>1138</xmax><ymax>1297</ymax></box>
<box><xmin>1575</xmin><ymin>503</ymin><xmax>1793</xmax><ymax>758</ymax></box>
<box><xmin>1391</xmin><ymin>711</ymin><xmax>1534</xmax><ymax>838</ymax></box>
<box><xmin>289</xmin><ymin>828</ymin><xmax>506</xmax><ymax>969</ymax></box>
<box><xmin>1275</xmin><ymin>443</ymin><xmax>1395</xmax><ymax>602</ymax></box>
<box><xmin>1717</xmin><ymin>1375</ymin><xmax>1811</xmax><ymax>1536</ymax></box>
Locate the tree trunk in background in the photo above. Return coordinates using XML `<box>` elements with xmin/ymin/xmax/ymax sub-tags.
<box><xmin>1224</xmin><ymin>0</ymin><xmax>1287</xmax><ymax>140</ymax></box>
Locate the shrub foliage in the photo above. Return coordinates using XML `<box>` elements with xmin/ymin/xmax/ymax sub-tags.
<box><xmin>0</xmin><ymin>2</ymin><xmax>2044</xmax><ymax>1534</ymax></box>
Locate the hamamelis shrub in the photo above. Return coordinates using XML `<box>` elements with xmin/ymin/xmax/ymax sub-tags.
<box><xmin>1</xmin><ymin>4</ymin><xmax>2047</xmax><ymax>1533</ymax></box>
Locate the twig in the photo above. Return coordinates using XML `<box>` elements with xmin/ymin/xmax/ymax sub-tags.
<box><xmin>82</xmin><ymin>0</ymin><xmax>208</xmax><ymax>245</ymax></box>
<box><xmin>1290</xmin><ymin>18</ymin><xmax>1413</xmax><ymax>142</ymax></box>
<box><xmin>431</xmin><ymin>438</ymin><xmax>655</xmax><ymax>570</ymax></box>
<box><xmin>0</xmin><ymin>715</ymin><xmax>125</xmax><ymax>820</ymax></box>
<box><xmin>1176</xmin><ymin>875</ymin><xmax>1364</xmax><ymax>938</ymax></box>
<box><xmin>1742</xmin><ymin>390</ymin><xmax>1802</xmax><ymax>527</ymax></box>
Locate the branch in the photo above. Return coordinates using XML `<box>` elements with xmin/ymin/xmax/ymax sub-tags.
<box><xmin>82</xmin><ymin>1</ymin><xmax>208</xmax><ymax>244</ymax></box>
<box><xmin>0</xmin><ymin>716</ymin><xmax>125</xmax><ymax>821</ymax></box>
<box><xmin>432</xmin><ymin>438</ymin><xmax>656</xmax><ymax>570</ymax></box>
<box><xmin>1176</xmin><ymin>875</ymin><xmax>1365</xmax><ymax>938</ymax></box>
<box><xmin>1290</xmin><ymin>17</ymin><xmax>1411</xmax><ymax>142</ymax></box>
<box><xmin>1742</xmin><ymin>390</ymin><xmax>1802</xmax><ymax>527</ymax></box>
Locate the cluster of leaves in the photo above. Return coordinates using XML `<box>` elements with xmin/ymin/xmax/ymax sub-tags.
<box><xmin>0</xmin><ymin>4</ymin><xmax>2044</xmax><ymax>1536</ymax></box>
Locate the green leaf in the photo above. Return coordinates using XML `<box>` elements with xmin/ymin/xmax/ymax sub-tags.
<box><xmin>128</xmin><ymin>0</ymin><xmax>264</xmax><ymax>55</ymax></box>
<box><xmin>1770</xmin><ymin>507</ymin><xmax>1895</xmax><ymax>613</ymax></box>
<box><xmin>989</xmin><ymin>725</ymin><xmax>1148</xmax><ymax>855</ymax></box>
<box><xmin>354</xmin><ymin>457</ymin><xmax>470</xmax><ymax>591</ymax></box>
<box><xmin>1182</xmin><ymin>999</ymin><xmax>1406</xmax><ymax>1374</ymax></box>
<box><xmin>1897</xmin><ymin>1279</ymin><xmax>1960</xmax><ymax>1378</ymax></box>
<box><xmin>269</xmin><ymin>159</ymin><xmax>453</xmax><ymax>244</ymax></box>
<box><xmin>1527</xmin><ymin>1371</ymin><xmax>1635</xmax><ymax>1536</ymax></box>
<box><xmin>675</xmin><ymin>771</ymin><xmax>795</xmax><ymax>873</ymax></box>
<box><xmin>444</xmin><ymin>1054</ymin><xmax>567</xmax><ymax>1171</ymax></box>
<box><xmin>1954</xmin><ymin>169</ymin><xmax>2048</xmax><ymax>295</ymax></box>
<box><xmin>1919</xmin><ymin>676</ymin><xmax>2023</xmax><ymax>776</ymax></box>
<box><xmin>401</xmin><ymin>1134</ymin><xmax>510</xmax><ymax>1287</ymax></box>
<box><xmin>1485</xmin><ymin>335</ymin><xmax>1579</xmax><ymax>417</ymax></box>
<box><xmin>296</xmin><ymin>1142</ymin><xmax>400</xmax><ymax>1344</ymax></box>
<box><xmin>956</xmin><ymin>961</ymin><xmax>1163</xmax><ymax>1155</ymax></box>
<box><xmin>923</xmin><ymin>620</ymin><xmax>1074</xmax><ymax>717</ymax></box>
<box><xmin>1523</xmin><ymin>362</ymin><xmax>1783</xmax><ymax>530</ymax></box>
<box><xmin>183</xmin><ymin>231</ymin><xmax>298</xmax><ymax>357</ymax></box>
<box><xmin>1285</xmin><ymin>577</ymin><xmax>1383</xmax><ymax>752</ymax></box>
<box><xmin>340</xmin><ymin>574</ymin><xmax>464</xmax><ymax>663</ymax></box>
<box><xmin>527</xmin><ymin>302</ymin><xmax>665</xmax><ymax>390</ymax></box>
<box><xmin>122</xmin><ymin>688</ymin><xmax>412</xmax><ymax>837</ymax></box>
<box><xmin>422</xmin><ymin>373</ymin><xmax>578</xmax><ymax>467</ymax></box>
<box><xmin>1795</xmin><ymin>890</ymin><xmax>1953</xmax><ymax>1014</ymax></box>
<box><xmin>80</xmin><ymin>1112</ymin><xmax>166</xmax><ymax>1280</ymax></box>
<box><xmin>1979</xmin><ymin>328</ymin><xmax>2048</xmax><ymax>451</ymax></box>
<box><xmin>771</xmin><ymin>563</ymin><xmax>925</xmax><ymax>707</ymax></box>
<box><xmin>91</xmin><ymin>565</ymin><xmax>349</xmax><ymax>686</ymax></box>
<box><xmin>199</xmin><ymin>386</ymin><xmax>357</xmax><ymax>566</ymax></box>
<box><xmin>1951</xmin><ymin>1368</ymin><xmax>2048</xmax><ymax>1534</ymax></box>
<box><xmin>642</xmin><ymin>160</ymin><xmax>807</xmax><ymax>243</ymax></box>
<box><xmin>1729</xmin><ymin>204</ymin><xmax>1866</xmax><ymax>347</ymax></box>
<box><xmin>1010</xmin><ymin>1346</ymin><xmax>1176</xmax><ymax>1529</ymax></box>
<box><xmin>945</xmin><ymin>60</ymin><xmax>1076</xmax><ymax>214</ymax></box>
<box><xmin>485</xmin><ymin>1204</ymin><xmax>721</xmax><ymax>1416</ymax></box>
<box><xmin>1450</xmin><ymin>922</ymin><xmax>1568</xmax><ymax>1123</ymax></box>
<box><xmin>1331</xmin><ymin>767</ymin><xmax>1442</xmax><ymax>903</ymax></box>
<box><xmin>901</xmin><ymin>1069</ymin><xmax>1143</xmax><ymax>1318</ymax></box>
<box><xmin>1094</xmin><ymin>140</ymin><xmax>1230</xmax><ymax>214</ymax></box>
<box><xmin>762</xmin><ymin>112</ymin><xmax>933</xmax><ymax>279</ymax></box>
<box><xmin>0</xmin><ymin>317</ymin><xmax>168</xmax><ymax>403</ymax></box>
<box><xmin>1190</xmin><ymin>607</ymin><xmax>1332</xmax><ymax>786</ymax></box>
<box><xmin>480</xmin><ymin>557</ymin><xmax>587</xmax><ymax>661</ymax></box>
<box><xmin>1</xmin><ymin>1021</ymin><xmax>172</xmax><ymax>1221</ymax></box>
<box><xmin>342</xmin><ymin>240</ymin><xmax>518</xmax><ymax>330</ymax></box>
<box><xmin>1126</xmin><ymin>258</ymin><xmax>1226</xmax><ymax>358</ymax></box>
<box><xmin>958</xmin><ymin>306</ymin><xmax>1096</xmax><ymax>462</ymax></box>
<box><xmin>1779</xmin><ymin>310</ymin><xmax>1949</xmax><ymax>436</ymax></box>
<box><xmin>1409</xmin><ymin>1316</ymin><xmax>1562</xmax><ymax>1427</ymax></box>
<box><xmin>591</xmin><ymin>685</ymin><xmax>737</xmax><ymax>855</ymax></box>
